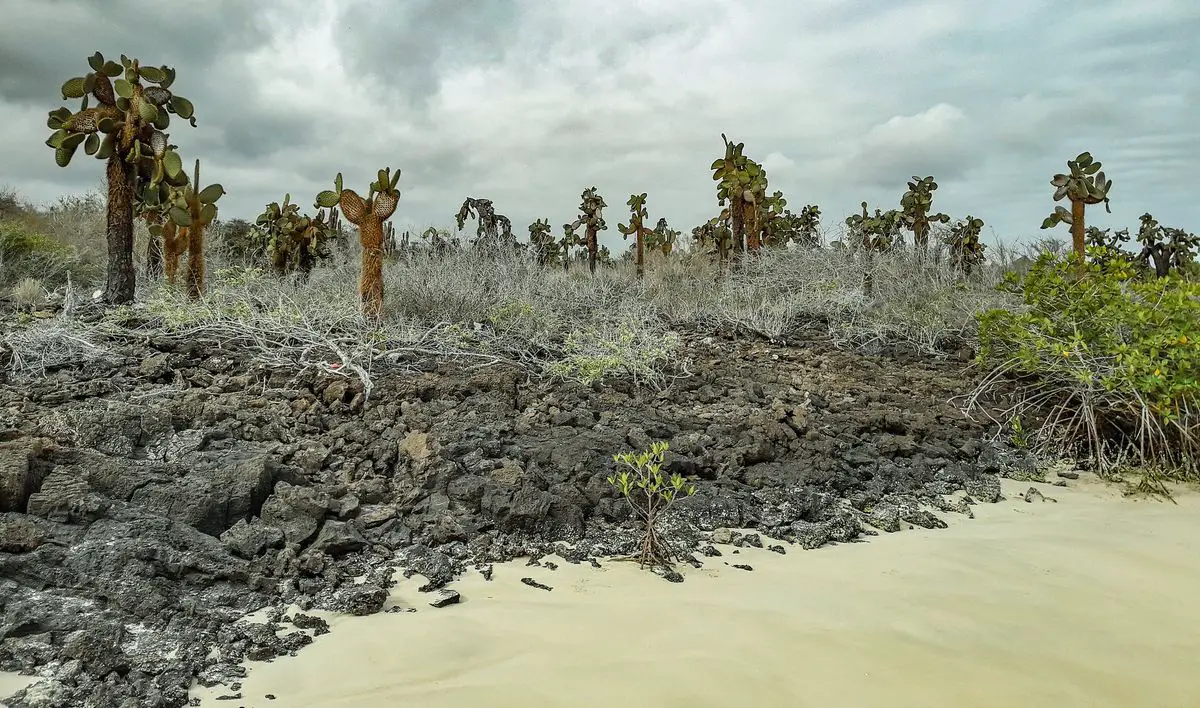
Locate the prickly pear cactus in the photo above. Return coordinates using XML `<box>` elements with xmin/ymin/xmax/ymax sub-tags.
<box><xmin>254</xmin><ymin>194</ymin><xmax>337</xmax><ymax>277</ymax></box>
<box><xmin>456</xmin><ymin>197</ymin><xmax>515</xmax><ymax>251</ymax></box>
<box><xmin>899</xmin><ymin>175</ymin><xmax>949</xmax><ymax>256</ymax></box>
<box><xmin>946</xmin><ymin>215</ymin><xmax>987</xmax><ymax>276</ymax></box>
<box><xmin>565</xmin><ymin>187</ymin><xmax>608</xmax><ymax>274</ymax></box>
<box><xmin>710</xmin><ymin>134</ymin><xmax>769</xmax><ymax>252</ymax></box>
<box><xmin>647</xmin><ymin>217</ymin><xmax>679</xmax><ymax>256</ymax></box>
<box><xmin>617</xmin><ymin>193</ymin><xmax>655</xmax><ymax>278</ymax></box>
<box><xmin>165</xmin><ymin>159</ymin><xmax>224</xmax><ymax>298</ymax></box>
<box><xmin>528</xmin><ymin>218</ymin><xmax>561</xmax><ymax>267</ymax></box>
<box><xmin>1041</xmin><ymin>151</ymin><xmax>1113</xmax><ymax>263</ymax></box>
<box><xmin>315</xmin><ymin>167</ymin><xmax>401</xmax><ymax>320</ymax></box>
<box><xmin>1134</xmin><ymin>212</ymin><xmax>1200</xmax><ymax>277</ymax></box>
<box><xmin>46</xmin><ymin>51</ymin><xmax>199</xmax><ymax>303</ymax></box>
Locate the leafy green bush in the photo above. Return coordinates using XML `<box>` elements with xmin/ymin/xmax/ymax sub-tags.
<box><xmin>0</xmin><ymin>219</ymin><xmax>98</xmax><ymax>288</ymax></box>
<box><xmin>609</xmin><ymin>441</ymin><xmax>696</xmax><ymax>570</ymax></box>
<box><xmin>976</xmin><ymin>250</ymin><xmax>1198</xmax><ymax>482</ymax></box>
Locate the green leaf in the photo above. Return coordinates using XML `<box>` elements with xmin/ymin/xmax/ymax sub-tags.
<box><xmin>113</xmin><ymin>78</ymin><xmax>133</xmax><ymax>99</ymax></box>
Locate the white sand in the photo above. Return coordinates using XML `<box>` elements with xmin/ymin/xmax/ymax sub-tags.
<box><xmin>26</xmin><ymin>476</ymin><xmax>1200</xmax><ymax>708</ymax></box>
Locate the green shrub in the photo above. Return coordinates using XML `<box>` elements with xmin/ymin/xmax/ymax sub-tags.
<box><xmin>608</xmin><ymin>441</ymin><xmax>696</xmax><ymax>570</ymax></box>
<box><xmin>976</xmin><ymin>250</ymin><xmax>1198</xmax><ymax>482</ymax></box>
<box><xmin>0</xmin><ymin>219</ymin><xmax>98</xmax><ymax>288</ymax></box>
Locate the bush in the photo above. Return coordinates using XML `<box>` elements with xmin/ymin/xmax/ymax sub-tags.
<box><xmin>0</xmin><ymin>219</ymin><xmax>98</xmax><ymax>288</ymax></box>
<box><xmin>976</xmin><ymin>250</ymin><xmax>1198</xmax><ymax>482</ymax></box>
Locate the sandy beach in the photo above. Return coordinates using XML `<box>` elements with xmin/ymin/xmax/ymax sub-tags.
<box><xmin>181</xmin><ymin>477</ymin><xmax>1200</xmax><ymax>708</ymax></box>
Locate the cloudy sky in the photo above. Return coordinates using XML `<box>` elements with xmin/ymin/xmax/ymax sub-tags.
<box><xmin>1</xmin><ymin>0</ymin><xmax>1197</xmax><ymax>250</ymax></box>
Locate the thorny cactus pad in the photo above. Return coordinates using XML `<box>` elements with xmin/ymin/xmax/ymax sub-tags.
<box><xmin>528</xmin><ymin>218</ymin><xmax>561</xmax><ymax>267</ymax></box>
<box><xmin>1042</xmin><ymin>151</ymin><xmax>1113</xmax><ymax>264</ymax></box>
<box><xmin>617</xmin><ymin>193</ymin><xmax>655</xmax><ymax>278</ymax></box>
<box><xmin>46</xmin><ymin>51</ymin><xmax>199</xmax><ymax>303</ymax></box>
<box><xmin>316</xmin><ymin>167</ymin><xmax>401</xmax><ymax>320</ymax></box>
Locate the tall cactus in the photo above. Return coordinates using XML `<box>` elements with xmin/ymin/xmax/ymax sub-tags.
<box><xmin>528</xmin><ymin>218</ymin><xmax>560</xmax><ymax>267</ymax></box>
<box><xmin>565</xmin><ymin>187</ymin><xmax>608</xmax><ymax>274</ymax></box>
<box><xmin>316</xmin><ymin>168</ymin><xmax>400</xmax><ymax>320</ymax></box>
<box><xmin>166</xmin><ymin>158</ymin><xmax>224</xmax><ymax>298</ymax></box>
<box><xmin>647</xmin><ymin>217</ymin><xmax>679</xmax><ymax>256</ymax></box>
<box><xmin>946</xmin><ymin>215</ymin><xmax>986</xmax><ymax>276</ymax></box>
<box><xmin>899</xmin><ymin>175</ymin><xmax>949</xmax><ymax>257</ymax></box>
<box><xmin>46</xmin><ymin>52</ymin><xmax>198</xmax><ymax>304</ymax></box>
<box><xmin>617</xmin><ymin>193</ymin><xmax>654</xmax><ymax>278</ymax></box>
<box><xmin>796</xmin><ymin>204</ymin><xmax>822</xmax><ymax>248</ymax></box>
<box><xmin>710</xmin><ymin>134</ymin><xmax>769</xmax><ymax>252</ymax></box>
<box><xmin>455</xmin><ymin>197</ymin><xmax>514</xmax><ymax>251</ymax></box>
<box><xmin>1041</xmin><ymin>151</ymin><xmax>1112</xmax><ymax>264</ymax></box>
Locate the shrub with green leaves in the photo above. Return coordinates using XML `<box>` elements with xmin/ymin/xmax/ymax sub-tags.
<box><xmin>976</xmin><ymin>252</ymin><xmax>1198</xmax><ymax>481</ymax></box>
<box><xmin>608</xmin><ymin>441</ymin><xmax>697</xmax><ymax>570</ymax></box>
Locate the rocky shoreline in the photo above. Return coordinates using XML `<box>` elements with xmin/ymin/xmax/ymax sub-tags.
<box><xmin>1</xmin><ymin>328</ymin><xmax>1035</xmax><ymax>708</ymax></box>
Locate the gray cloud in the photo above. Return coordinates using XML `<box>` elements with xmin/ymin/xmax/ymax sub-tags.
<box><xmin>1</xmin><ymin>0</ymin><xmax>1197</xmax><ymax>251</ymax></box>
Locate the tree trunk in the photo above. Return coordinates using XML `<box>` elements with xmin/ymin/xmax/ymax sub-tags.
<box><xmin>104</xmin><ymin>155</ymin><xmax>137</xmax><ymax>304</ymax></box>
<box><xmin>359</xmin><ymin>216</ymin><xmax>385</xmax><ymax>320</ymax></box>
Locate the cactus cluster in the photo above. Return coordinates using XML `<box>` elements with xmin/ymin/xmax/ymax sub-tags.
<box><xmin>617</xmin><ymin>193</ymin><xmax>655</xmax><ymax>278</ymax></box>
<box><xmin>528</xmin><ymin>218</ymin><xmax>561</xmax><ymax>267</ymax></box>
<box><xmin>710</xmin><ymin>133</ymin><xmax>769</xmax><ymax>252</ymax></box>
<box><xmin>455</xmin><ymin>197</ymin><xmax>515</xmax><ymax>251</ymax></box>
<box><xmin>899</xmin><ymin>176</ymin><xmax>950</xmax><ymax>257</ymax></box>
<box><xmin>564</xmin><ymin>187</ymin><xmax>608</xmax><ymax>274</ymax></box>
<box><xmin>646</xmin><ymin>217</ymin><xmax>679</xmax><ymax>256</ymax></box>
<box><xmin>163</xmin><ymin>158</ymin><xmax>224</xmax><ymax>298</ymax></box>
<box><xmin>1134</xmin><ymin>212</ymin><xmax>1199</xmax><ymax>277</ymax></box>
<box><xmin>47</xmin><ymin>51</ymin><xmax>205</xmax><ymax>303</ymax></box>
<box><xmin>947</xmin><ymin>216</ymin><xmax>986</xmax><ymax>276</ymax></box>
<box><xmin>254</xmin><ymin>194</ymin><xmax>339</xmax><ymax>278</ymax></box>
<box><xmin>316</xmin><ymin>168</ymin><xmax>401</xmax><ymax>320</ymax></box>
<box><xmin>1042</xmin><ymin>151</ymin><xmax>1113</xmax><ymax>262</ymax></box>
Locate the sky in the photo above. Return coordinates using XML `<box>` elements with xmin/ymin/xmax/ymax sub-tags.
<box><xmin>1</xmin><ymin>0</ymin><xmax>1197</xmax><ymax>251</ymax></box>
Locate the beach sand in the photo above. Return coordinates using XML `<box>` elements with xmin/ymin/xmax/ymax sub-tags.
<box><xmin>44</xmin><ymin>476</ymin><xmax>1200</xmax><ymax>707</ymax></box>
<box><xmin>186</xmin><ymin>477</ymin><xmax>1200</xmax><ymax>707</ymax></box>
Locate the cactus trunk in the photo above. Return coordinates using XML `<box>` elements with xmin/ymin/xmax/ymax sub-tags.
<box><xmin>185</xmin><ymin>223</ymin><xmax>205</xmax><ymax>299</ymax></box>
<box><xmin>1071</xmin><ymin>199</ymin><xmax>1086</xmax><ymax>261</ymax></box>
<box><xmin>635</xmin><ymin>231</ymin><xmax>645</xmax><ymax>278</ymax></box>
<box><xmin>359</xmin><ymin>216</ymin><xmax>385</xmax><ymax>320</ymax></box>
<box><xmin>103</xmin><ymin>154</ymin><xmax>137</xmax><ymax>304</ymax></box>
<box><xmin>164</xmin><ymin>223</ymin><xmax>183</xmax><ymax>285</ymax></box>
<box><xmin>586</xmin><ymin>226</ymin><xmax>598</xmax><ymax>274</ymax></box>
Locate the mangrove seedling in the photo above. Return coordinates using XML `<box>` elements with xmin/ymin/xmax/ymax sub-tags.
<box><xmin>1041</xmin><ymin>151</ymin><xmax>1113</xmax><ymax>265</ymax></box>
<box><xmin>46</xmin><ymin>51</ymin><xmax>199</xmax><ymax>304</ymax></box>
<box><xmin>565</xmin><ymin>187</ymin><xmax>608</xmax><ymax>274</ymax></box>
<box><xmin>617</xmin><ymin>193</ymin><xmax>654</xmax><ymax>278</ymax></box>
<box><xmin>608</xmin><ymin>441</ymin><xmax>697</xmax><ymax>571</ymax></box>
<box><xmin>710</xmin><ymin>133</ymin><xmax>769</xmax><ymax>252</ymax></box>
<box><xmin>946</xmin><ymin>215</ymin><xmax>987</xmax><ymax>276</ymax></box>
<box><xmin>316</xmin><ymin>168</ymin><xmax>401</xmax><ymax>320</ymax></box>
<box><xmin>899</xmin><ymin>175</ymin><xmax>949</xmax><ymax>258</ymax></box>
